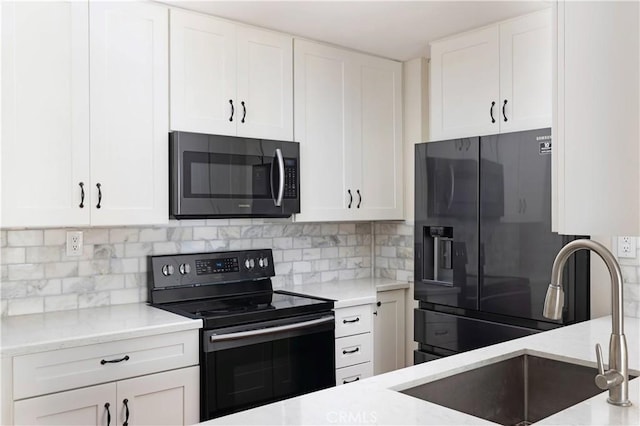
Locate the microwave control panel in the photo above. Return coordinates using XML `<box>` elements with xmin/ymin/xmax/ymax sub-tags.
<box><xmin>284</xmin><ymin>159</ymin><xmax>298</xmax><ymax>199</ymax></box>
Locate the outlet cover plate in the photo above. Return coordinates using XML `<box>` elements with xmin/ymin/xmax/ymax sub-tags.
<box><xmin>617</xmin><ymin>236</ymin><xmax>636</xmax><ymax>259</ymax></box>
<box><xmin>66</xmin><ymin>231</ymin><xmax>83</xmax><ymax>257</ymax></box>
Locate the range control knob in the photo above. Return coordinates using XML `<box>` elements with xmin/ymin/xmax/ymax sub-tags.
<box><xmin>259</xmin><ymin>257</ymin><xmax>269</xmax><ymax>268</ymax></box>
<box><xmin>161</xmin><ymin>264</ymin><xmax>174</xmax><ymax>277</ymax></box>
<box><xmin>179</xmin><ymin>263</ymin><xmax>191</xmax><ymax>275</ymax></box>
<box><xmin>244</xmin><ymin>258</ymin><xmax>255</xmax><ymax>270</ymax></box>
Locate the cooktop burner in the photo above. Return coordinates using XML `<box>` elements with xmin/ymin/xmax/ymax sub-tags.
<box><xmin>148</xmin><ymin>249</ymin><xmax>334</xmax><ymax>329</ymax></box>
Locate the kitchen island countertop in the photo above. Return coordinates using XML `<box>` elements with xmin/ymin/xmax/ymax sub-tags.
<box><xmin>202</xmin><ymin>315</ymin><xmax>640</xmax><ymax>425</ymax></box>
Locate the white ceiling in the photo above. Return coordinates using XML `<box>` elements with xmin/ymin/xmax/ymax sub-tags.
<box><xmin>161</xmin><ymin>0</ymin><xmax>552</xmax><ymax>61</ymax></box>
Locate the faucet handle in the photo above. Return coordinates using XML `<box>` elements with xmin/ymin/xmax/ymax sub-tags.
<box><xmin>594</xmin><ymin>343</ymin><xmax>624</xmax><ymax>390</ymax></box>
<box><xmin>595</xmin><ymin>343</ymin><xmax>606</xmax><ymax>375</ymax></box>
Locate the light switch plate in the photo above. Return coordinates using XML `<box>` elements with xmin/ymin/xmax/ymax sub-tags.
<box><xmin>617</xmin><ymin>236</ymin><xmax>636</xmax><ymax>258</ymax></box>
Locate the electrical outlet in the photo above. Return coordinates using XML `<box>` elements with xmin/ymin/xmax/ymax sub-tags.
<box><xmin>66</xmin><ymin>231</ymin><xmax>83</xmax><ymax>257</ymax></box>
<box><xmin>617</xmin><ymin>236</ymin><xmax>636</xmax><ymax>258</ymax></box>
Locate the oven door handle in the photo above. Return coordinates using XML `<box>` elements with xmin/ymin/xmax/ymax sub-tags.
<box><xmin>209</xmin><ymin>316</ymin><xmax>333</xmax><ymax>342</ymax></box>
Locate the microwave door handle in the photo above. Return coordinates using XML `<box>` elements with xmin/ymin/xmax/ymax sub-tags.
<box><xmin>274</xmin><ymin>148</ymin><xmax>285</xmax><ymax>207</ymax></box>
<box><xmin>446</xmin><ymin>163</ymin><xmax>455</xmax><ymax>211</ymax></box>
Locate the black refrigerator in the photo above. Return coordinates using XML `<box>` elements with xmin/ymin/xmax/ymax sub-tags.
<box><xmin>413</xmin><ymin>128</ymin><xmax>590</xmax><ymax>363</ymax></box>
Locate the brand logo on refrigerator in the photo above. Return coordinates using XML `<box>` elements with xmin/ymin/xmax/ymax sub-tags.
<box><xmin>537</xmin><ymin>135</ymin><xmax>552</xmax><ymax>155</ymax></box>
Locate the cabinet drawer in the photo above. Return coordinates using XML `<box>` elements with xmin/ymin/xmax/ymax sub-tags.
<box><xmin>336</xmin><ymin>362</ymin><xmax>372</xmax><ymax>386</ymax></box>
<box><xmin>335</xmin><ymin>333</ymin><xmax>372</xmax><ymax>369</ymax></box>
<box><xmin>13</xmin><ymin>330</ymin><xmax>198</xmax><ymax>400</ymax></box>
<box><xmin>334</xmin><ymin>304</ymin><xmax>372</xmax><ymax>338</ymax></box>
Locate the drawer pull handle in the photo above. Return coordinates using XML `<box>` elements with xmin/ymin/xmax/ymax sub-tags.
<box><xmin>100</xmin><ymin>355</ymin><xmax>130</xmax><ymax>365</ymax></box>
<box><xmin>105</xmin><ymin>403</ymin><xmax>111</xmax><ymax>426</ymax></box>
<box><xmin>343</xmin><ymin>347</ymin><xmax>360</xmax><ymax>355</ymax></box>
<box><xmin>490</xmin><ymin>101</ymin><xmax>496</xmax><ymax>123</ymax></box>
<box><xmin>434</xmin><ymin>330</ymin><xmax>448</xmax><ymax>336</ymax></box>
<box><xmin>123</xmin><ymin>399</ymin><xmax>130</xmax><ymax>426</ymax></box>
<box><xmin>343</xmin><ymin>318</ymin><xmax>360</xmax><ymax>324</ymax></box>
<box><xmin>343</xmin><ymin>377</ymin><xmax>360</xmax><ymax>384</ymax></box>
<box><xmin>79</xmin><ymin>182</ymin><xmax>85</xmax><ymax>208</ymax></box>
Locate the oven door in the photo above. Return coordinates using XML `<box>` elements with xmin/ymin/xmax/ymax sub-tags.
<box><xmin>201</xmin><ymin>313</ymin><xmax>335</xmax><ymax>420</ymax></box>
<box><xmin>170</xmin><ymin>131</ymin><xmax>300</xmax><ymax>218</ymax></box>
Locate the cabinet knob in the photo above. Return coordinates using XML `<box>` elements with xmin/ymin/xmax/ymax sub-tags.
<box><xmin>377</xmin><ymin>301</ymin><xmax>381</xmax><ymax>307</ymax></box>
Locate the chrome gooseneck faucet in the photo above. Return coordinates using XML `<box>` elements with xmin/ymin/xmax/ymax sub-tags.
<box><xmin>543</xmin><ymin>239</ymin><xmax>631</xmax><ymax>407</ymax></box>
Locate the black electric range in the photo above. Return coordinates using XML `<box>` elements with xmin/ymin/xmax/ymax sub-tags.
<box><xmin>147</xmin><ymin>249</ymin><xmax>336</xmax><ymax>421</ymax></box>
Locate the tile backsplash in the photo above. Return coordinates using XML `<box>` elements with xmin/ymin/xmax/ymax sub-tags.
<box><xmin>0</xmin><ymin>220</ymin><xmax>372</xmax><ymax>316</ymax></box>
<box><xmin>3</xmin><ymin>221</ymin><xmax>639</xmax><ymax>319</ymax></box>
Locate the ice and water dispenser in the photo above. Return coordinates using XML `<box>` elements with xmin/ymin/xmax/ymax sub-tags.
<box><xmin>421</xmin><ymin>226</ymin><xmax>468</xmax><ymax>287</ymax></box>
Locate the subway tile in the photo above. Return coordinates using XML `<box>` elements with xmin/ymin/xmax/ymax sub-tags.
<box><xmin>219</xmin><ymin>226</ymin><xmax>241</xmax><ymax>239</ymax></box>
<box><xmin>283</xmin><ymin>249</ymin><xmax>302</xmax><ymax>262</ymax></box>
<box><xmin>320</xmin><ymin>247</ymin><xmax>339</xmax><ymax>258</ymax></box>
<box><xmin>78</xmin><ymin>259</ymin><xmax>110</xmax><ymax>276</ymax></box>
<box><xmin>93</xmin><ymin>244</ymin><xmax>119</xmax><ymax>259</ymax></box>
<box><xmin>380</xmin><ymin>246</ymin><xmax>396</xmax><ymax>258</ymax></box>
<box><xmin>302</xmin><ymin>248</ymin><xmax>321</xmax><ymax>260</ymax></box>
<box><xmin>62</xmin><ymin>277</ymin><xmax>95</xmax><ymax>294</ymax></box>
<box><xmin>45</xmin><ymin>294</ymin><xmax>78</xmax><ymax>312</ymax></box>
<box><xmin>193</xmin><ymin>227</ymin><xmax>218</xmax><ymax>240</ymax></box>
<box><xmin>272</xmin><ymin>237</ymin><xmax>293</xmax><ymax>250</ymax></box>
<box><xmin>139</xmin><ymin>228</ymin><xmax>167</xmax><ymax>242</ymax></box>
<box><xmin>262</xmin><ymin>225</ymin><xmax>285</xmax><ymax>238</ymax></box>
<box><xmin>110</xmin><ymin>258</ymin><xmax>139</xmax><ymax>274</ymax></box>
<box><xmin>94</xmin><ymin>275</ymin><xmax>125</xmax><ymax>291</ymax></box>
<box><xmin>338</xmin><ymin>269</ymin><xmax>356</xmax><ymax>280</ymax></box>
<box><xmin>45</xmin><ymin>262</ymin><xmax>79</xmax><ymax>279</ymax></box>
<box><xmin>109</xmin><ymin>228</ymin><xmax>139</xmax><ymax>243</ymax></box>
<box><xmin>84</xmin><ymin>229</ymin><xmax>109</xmax><ymax>244</ymax></box>
<box><xmin>321</xmin><ymin>224</ymin><xmax>339</xmax><ymax>236</ymax></box>
<box><xmin>321</xmin><ymin>271</ymin><xmax>339</xmax><ymax>282</ymax></box>
<box><xmin>152</xmin><ymin>242</ymin><xmax>178</xmax><ymax>254</ymax></box>
<box><xmin>338</xmin><ymin>224</ymin><xmax>355</xmax><ymax>234</ymax></box>
<box><xmin>125</xmin><ymin>273</ymin><xmax>146</xmax><ymax>288</ymax></box>
<box><xmin>44</xmin><ymin>229</ymin><xmax>66</xmax><ymax>246</ymax></box>
<box><xmin>26</xmin><ymin>279</ymin><xmax>62</xmax><ymax>296</ymax></box>
<box><xmin>354</xmin><ymin>268</ymin><xmax>371</xmax><ymax>279</ymax></box>
<box><xmin>293</xmin><ymin>261</ymin><xmax>312</xmax><ymax>274</ymax></box>
<box><xmin>1</xmin><ymin>247</ymin><xmax>26</xmax><ymax>264</ymax></box>
<box><xmin>168</xmin><ymin>227</ymin><xmax>193</xmax><ymax>241</ymax></box>
<box><xmin>8</xmin><ymin>297</ymin><xmax>44</xmax><ymax>315</ymax></box>
<box><xmin>78</xmin><ymin>292</ymin><xmax>110</xmax><ymax>309</ymax></box>
<box><xmin>241</xmin><ymin>226</ymin><xmax>263</xmax><ymax>238</ymax></box>
<box><xmin>8</xmin><ymin>230</ymin><xmax>43</xmax><ymax>247</ymax></box>
<box><xmin>9</xmin><ymin>263</ymin><xmax>45</xmax><ymax>280</ymax></box>
<box><xmin>229</xmin><ymin>239</ymin><xmax>252</xmax><ymax>250</ymax></box>
<box><xmin>178</xmin><ymin>241</ymin><xmax>206</xmax><ymax>253</ymax></box>
<box><xmin>110</xmin><ymin>288</ymin><xmax>141</xmax><ymax>305</ymax></box>
<box><xmin>1</xmin><ymin>281</ymin><xmax>28</xmax><ymax>298</ymax></box>
<box><xmin>396</xmin><ymin>270</ymin><xmax>413</xmax><ymax>282</ymax></box>
<box><xmin>205</xmin><ymin>239</ymin><xmax>229</xmax><ymax>251</ymax></box>
<box><xmin>206</xmin><ymin>219</ymin><xmax>230</xmax><ymax>226</ymax></box>
<box><xmin>275</xmin><ymin>262</ymin><xmax>293</xmax><ymax>275</ymax></box>
<box><xmin>339</xmin><ymin>247</ymin><xmax>356</xmax><ymax>258</ymax></box>
<box><xmin>125</xmin><ymin>243</ymin><xmax>153</xmax><ymax>257</ymax></box>
<box><xmin>302</xmin><ymin>224</ymin><xmax>322</xmax><ymax>236</ymax></box>
<box><xmin>312</xmin><ymin>259</ymin><xmax>331</xmax><ymax>272</ymax></box>
<box><xmin>0</xmin><ymin>230</ymin><xmax>7</xmax><ymax>247</ymax></box>
<box><xmin>26</xmin><ymin>246</ymin><xmax>62</xmax><ymax>263</ymax></box>
<box><xmin>251</xmin><ymin>238</ymin><xmax>272</xmax><ymax>249</ymax></box>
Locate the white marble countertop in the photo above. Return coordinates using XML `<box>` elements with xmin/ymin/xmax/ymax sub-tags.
<box><xmin>291</xmin><ymin>277</ymin><xmax>410</xmax><ymax>308</ymax></box>
<box><xmin>0</xmin><ymin>303</ymin><xmax>201</xmax><ymax>357</ymax></box>
<box><xmin>203</xmin><ymin>315</ymin><xmax>640</xmax><ymax>425</ymax></box>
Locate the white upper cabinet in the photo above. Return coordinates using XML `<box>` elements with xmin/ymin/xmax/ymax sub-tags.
<box><xmin>1</xmin><ymin>1</ymin><xmax>91</xmax><ymax>228</ymax></box>
<box><xmin>170</xmin><ymin>9</ymin><xmax>293</xmax><ymax>141</ymax></box>
<box><xmin>499</xmin><ymin>9</ymin><xmax>552</xmax><ymax>133</ymax></box>
<box><xmin>1</xmin><ymin>1</ymin><xmax>169</xmax><ymax>228</ymax></box>
<box><xmin>294</xmin><ymin>39</ymin><xmax>403</xmax><ymax>222</ymax></box>
<box><xmin>553</xmin><ymin>1</ymin><xmax>640</xmax><ymax>235</ymax></box>
<box><xmin>430</xmin><ymin>8</ymin><xmax>551</xmax><ymax>141</ymax></box>
<box><xmin>430</xmin><ymin>26</ymin><xmax>500</xmax><ymax>140</ymax></box>
<box><xmin>90</xmin><ymin>1</ymin><xmax>168</xmax><ymax>226</ymax></box>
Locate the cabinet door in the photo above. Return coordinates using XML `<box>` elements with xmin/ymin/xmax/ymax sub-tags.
<box><xmin>116</xmin><ymin>367</ymin><xmax>199</xmax><ymax>426</ymax></box>
<box><xmin>373</xmin><ymin>289</ymin><xmax>406</xmax><ymax>375</ymax></box>
<box><xmin>499</xmin><ymin>9</ymin><xmax>552</xmax><ymax>133</ymax></box>
<box><xmin>1</xmin><ymin>1</ymin><xmax>90</xmax><ymax>227</ymax></box>
<box><xmin>236</xmin><ymin>26</ymin><xmax>293</xmax><ymax>140</ymax></box>
<box><xmin>553</xmin><ymin>1</ymin><xmax>640</xmax><ymax>235</ymax></box>
<box><xmin>430</xmin><ymin>26</ymin><xmax>499</xmax><ymax>140</ymax></box>
<box><xmin>293</xmin><ymin>39</ymin><xmax>354</xmax><ymax>222</ymax></box>
<box><xmin>14</xmin><ymin>383</ymin><xmax>115</xmax><ymax>426</ymax></box>
<box><xmin>352</xmin><ymin>55</ymin><xmax>403</xmax><ymax>220</ymax></box>
<box><xmin>169</xmin><ymin>9</ymin><xmax>237</xmax><ymax>135</ymax></box>
<box><xmin>89</xmin><ymin>1</ymin><xmax>168</xmax><ymax>226</ymax></box>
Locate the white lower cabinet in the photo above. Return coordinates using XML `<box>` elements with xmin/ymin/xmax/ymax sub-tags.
<box><xmin>373</xmin><ymin>289</ymin><xmax>406</xmax><ymax>375</ymax></box>
<box><xmin>13</xmin><ymin>368</ymin><xmax>198</xmax><ymax>426</ymax></box>
<box><xmin>9</xmin><ymin>330</ymin><xmax>199</xmax><ymax>426</ymax></box>
<box><xmin>333</xmin><ymin>304</ymin><xmax>373</xmax><ymax>385</ymax></box>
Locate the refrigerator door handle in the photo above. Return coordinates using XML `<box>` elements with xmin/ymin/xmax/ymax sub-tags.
<box><xmin>447</xmin><ymin>164</ymin><xmax>455</xmax><ymax>211</ymax></box>
<box><xmin>433</xmin><ymin>236</ymin><xmax>440</xmax><ymax>281</ymax></box>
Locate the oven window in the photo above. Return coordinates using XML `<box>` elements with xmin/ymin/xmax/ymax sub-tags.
<box><xmin>184</xmin><ymin>151</ymin><xmax>272</xmax><ymax>199</ymax></box>
<box><xmin>203</xmin><ymin>329</ymin><xmax>335</xmax><ymax>420</ymax></box>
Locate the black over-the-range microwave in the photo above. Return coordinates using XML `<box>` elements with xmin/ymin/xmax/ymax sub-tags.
<box><xmin>169</xmin><ymin>132</ymin><xmax>300</xmax><ymax>219</ymax></box>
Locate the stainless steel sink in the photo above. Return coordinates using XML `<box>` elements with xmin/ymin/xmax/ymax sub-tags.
<box><xmin>400</xmin><ymin>354</ymin><xmax>636</xmax><ymax>425</ymax></box>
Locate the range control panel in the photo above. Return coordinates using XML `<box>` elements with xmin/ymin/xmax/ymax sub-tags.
<box><xmin>150</xmin><ymin>249</ymin><xmax>275</xmax><ymax>290</ymax></box>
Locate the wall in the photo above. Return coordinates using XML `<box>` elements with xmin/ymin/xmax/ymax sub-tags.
<box><xmin>612</xmin><ymin>236</ymin><xmax>640</xmax><ymax>319</ymax></box>
<box><xmin>0</xmin><ymin>220</ymin><xmax>372</xmax><ymax>316</ymax></box>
